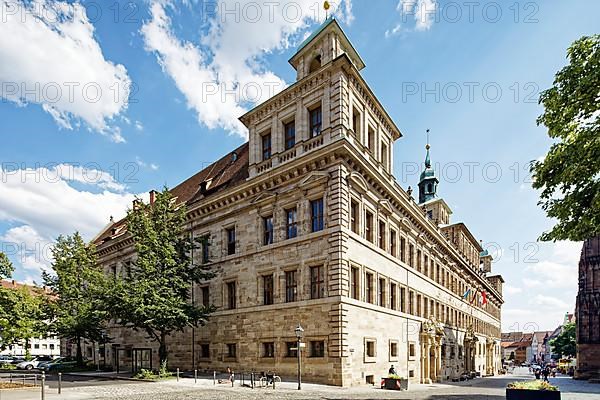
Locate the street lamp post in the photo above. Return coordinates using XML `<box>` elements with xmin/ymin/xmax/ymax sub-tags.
<box><xmin>295</xmin><ymin>324</ymin><xmax>304</xmax><ymax>390</ymax></box>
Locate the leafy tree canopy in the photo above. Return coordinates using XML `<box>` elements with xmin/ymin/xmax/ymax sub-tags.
<box><xmin>110</xmin><ymin>188</ymin><xmax>214</xmax><ymax>367</ymax></box>
<box><xmin>550</xmin><ymin>323</ymin><xmax>576</xmax><ymax>359</ymax></box>
<box><xmin>0</xmin><ymin>252</ymin><xmax>13</xmax><ymax>280</ymax></box>
<box><xmin>531</xmin><ymin>34</ymin><xmax>600</xmax><ymax>241</ymax></box>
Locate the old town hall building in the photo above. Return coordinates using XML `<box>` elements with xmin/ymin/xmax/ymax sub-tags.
<box><xmin>86</xmin><ymin>18</ymin><xmax>504</xmax><ymax>386</ymax></box>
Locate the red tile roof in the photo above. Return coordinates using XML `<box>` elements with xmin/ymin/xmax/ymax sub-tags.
<box><xmin>94</xmin><ymin>143</ymin><xmax>249</xmax><ymax>246</ymax></box>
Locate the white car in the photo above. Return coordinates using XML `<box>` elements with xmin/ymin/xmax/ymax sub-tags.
<box><xmin>16</xmin><ymin>356</ymin><xmax>55</xmax><ymax>370</ymax></box>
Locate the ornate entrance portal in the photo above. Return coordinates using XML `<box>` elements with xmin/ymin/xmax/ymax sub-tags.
<box><xmin>464</xmin><ymin>325</ymin><xmax>478</xmax><ymax>374</ymax></box>
<box><xmin>420</xmin><ymin>317</ymin><xmax>445</xmax><ymax>384</ymax></box>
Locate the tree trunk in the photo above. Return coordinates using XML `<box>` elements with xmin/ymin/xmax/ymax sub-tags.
<box><xmin>76</xmin><ymin>336</ymin><xmax>84</xmax><ymax>366</ymax></box>
<box><xmin>24</xmin><ymin>338</ymin><xmax>31</xmax><ymax>361</ymax></box>
<box><xmin>158</xmin><ymin>331</ymin><xmax>168</xmax><ymax>370</ymax></box>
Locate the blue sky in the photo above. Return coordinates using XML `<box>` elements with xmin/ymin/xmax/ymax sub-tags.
<box><xmin>1</xmin><ymin>0</ymin><xmax>598</xmax><ymax>331</ymax></box>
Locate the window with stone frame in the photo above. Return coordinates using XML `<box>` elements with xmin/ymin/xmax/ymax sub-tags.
<box><xmin>390</xmin><ymin>282</ymin><xmax>397</xmax><ymax>310</ymax></box>
<box><xmin>365</xmin><ymin>211</ymin><xmax>374</xmax><ymax>242</ymax></box>
<box><xmin>201</xmin><ymin>286</ymin><xmax>210</xmax><ymax>307</ymax></box>
<box><xmin>400</xmin><ymin>286</ymin><xmax>406</xmax><ymax>313</ymax></box>
<box><xmin>378</xmin><ymin>220</ymin><xmax>386</xmax><ymax>250</ymax></box>
<box><xmin>365</xmin><ymin>272</ymin><xmax>374</xmax><ymax>304</ymax></box>
<box><xmin>263</xmin><ymin>274</ymin><xmax>274</xmax><ymax>305</ymax></box>
<box><xmin>365</xmin><ymin>339</ymin><xmax>376</xmax><ymax>358</ymax></box>
<box><xmin>310</xmin><ymin>265</ymin><xmax>325</xmax><ymax>299</ymax></box>
<box><xmin>390</xmin><ymin>229</ymin><xmax>397</xmax><ymax>257</ymax></box>
<box><xmin>378</xmin><ymin>278</ymin><xmax>385</xmax><ymax>307</ymax></box>
<box><xmin>417</xmin><ymin>249</ymin><xmax>422</xmax><ymax>273</ymax></box>
<box><xmin>286</xmin><ymin>207</ymin><xmax>298</xmax><ymax>239</ymax></box>
<box><xmin>226</xmin><ymin>343</ymin><xmax>237</xmax><ymax>358</ymax></box>
<box><xmin>400</xmin><ymin>237</ymin><xmax>406</xmax><ymax>263</ymax></box>
<box><xmin>200</xmin><ymin>344</ymin><xmax>210</xmax><ymax>359</ymax></box>
<box><xmin>350</xmin><ymin>266</ymin><xmax>360</xmax><ymax>300</ymax></box>
<box><xmin>309</xmin><ymin>105</ymin><xmax>322</xmax><ymax>137</ymax></box>
<box><xmin>226</xmin><ymin>227</ymin><xmax>236</xmax><ymax>255</ymax></box>
<box><xmin>284</xmin><ymin>120</ymin><xmax>296</xmax><ymax>150</ymax></box>
<box><xmin>262</xmin><ymin>342</ymin><xmax>275</xmax><ymax>358</ymax></box>
<box><xmin>262</xmin><ymin>131</ymin><xmax>272</xmax><ymax>160</ymax></box>
<box><xmin>381</xmin><ymin>141</ymin><xmax>388</xmax><ymax>169</ymax></box>
<box><xmin>367</xmin><ymin>126</ymin><xmax>375</xmax><ymax>153</ymax></box>
<box><xmin>352</xmin><ymin>107</ymin><xmax>361</xmax><ymax>137</ymax></box>
<box><xmin>226</xmin><ymin>281</ymin><xmax>236</xmax><ymax>309</ymax></box>
<box><xmin>309</xmin><ymin>340</ymin><xmax>325</xmax><ymax>357</ymax></box>
<box><xmin>310</xmin><ymin>198</ymin><xmax>324</xmax><ymax>232</ymax></box>
<box><xmin>286</xmin><ymin>341</ymin><xmax>297</xmax><ymax>358</ymax></box>
<box><xmin>390</xmin><ymin>341</ymin><xmax>398</xmax><ymax>358</ymax></box>
<box><xmin>409</xmin><ymin>244</ymin><xmax>414</xmax><ymax>267</ymax></box>
<box><xmin>285</xmin><ymin>270</ymin><xmax>297</xmax><ymax>302</ymax></box>
<box><xmin>350</xmin><ymin>200</ymin><xmax>359</xmax><ymax>234</ymax></box>
<box><xmin>200</xmin><ymin>235</ymin><xmax>210</xmax><ymax>264</ymax></box>
<box><xmin>409</xmin><ymin>342</ymin><xmax>416</xmax><ymax>359</ymax></box>
<box><xmin>263</xmin><ymin>216</ymin><xmax>273</xmax><ymax>245</ymax></box>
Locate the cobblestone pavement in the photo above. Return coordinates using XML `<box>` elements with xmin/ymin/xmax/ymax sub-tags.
<box><xmin>3</xmin><ymin>368</ymin><xmax>600</xmax><ymax>400</ymax></box>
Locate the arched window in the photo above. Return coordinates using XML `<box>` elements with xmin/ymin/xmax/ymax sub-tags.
<box><xmin>309</xmin><ymin>55</ymin><xmax>322</xmax><ymax>73</ymax></box>
<box><xmin>427</xmin><ymin>183</ymin><xmax>433</xmax><ymax>193</ymax></box>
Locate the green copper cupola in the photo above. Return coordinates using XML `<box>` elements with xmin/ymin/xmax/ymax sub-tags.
<box><xmin>418</xmin><ymin>143</ymin><xmax>438</xmax><ymax>204</ymax></box>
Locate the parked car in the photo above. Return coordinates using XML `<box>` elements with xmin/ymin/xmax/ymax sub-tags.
<box><xmin>16</xmin><ymin>355</ymin><xmax>55</xmax><ymax>370</ymax></box>
<box><xmin>10</xmin><ymin>356</ymin><xmax>25</xmax><ymax>364</ymax></box>
<box><xmin>41</xmin><ymin>357</ymin><xmax>79</xmax><ymax>372</ymax></box>
<box><xmin>0</xmin><ymin>355</ymin><xmax>15</xmax><ymax>365</ymax></box>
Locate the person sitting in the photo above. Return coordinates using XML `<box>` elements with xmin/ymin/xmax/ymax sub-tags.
<box><xmin>388</xmin><ymin>365</ymin><xmax>397</xmax><ymax>376</ymax></box>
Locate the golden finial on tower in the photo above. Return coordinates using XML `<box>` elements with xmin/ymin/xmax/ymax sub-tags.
<box><xmin>426</xmin><ymin>129</ymin><xmax>431</xmax><ymax>149</ymax></box>
<box><xmin>324</xmin><ymin>1</ymin><xmax>330</xmax><ymax>19</ymax></box>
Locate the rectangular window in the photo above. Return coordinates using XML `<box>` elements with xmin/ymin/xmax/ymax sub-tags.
<box><xmin>409</xmin><ymin>290</ymin><xmax>415</xmax><ymax>315</ymax></box>
<box><xmin>409</xmin><ymin>244</ymin><xmax>414</xmax><ymax>267</ymax></box>
<box><xmin>350</xmin><ymin>200</ymin><xmax>359</xmax><ymax>234</ymax></box>
<box><xmin>350</xmin><ymin>267</ymin><xmax>360</xmax><ymax>300</ymax></box>
<box><xmin>227</xmin><ymin>343</ymin><xmax>237</xmax><ymax>358</ymax></box>
<box><xmin>424</xmin><ymin>255</ymin><xmax>429</xmax><ymax>276</ymax></box>
<box><xmin>262</xmin><ymin>132</ymin><xmax>271</xmax><ymax>160</ymax></box>
<box><xmin>400</xmin><ymin>237</ymin><xmax>406</xmax><ymax>263</ymax></box>
<box><xmin>226</xmin><ymin>227</ymin><xmax>236</xmax><ymax>255</ymax></box>
<box><xmin>366</xmin><ymin>340</ymin><xmax>375</xmax><ymax>357</ymax></box>
<box><xmin>367</xmin><ymin>126</ymin><xmax>375</xmax><ymax>153</ymax></box>
<box><xmin>378</xmin><ymin>278</ymin><xmax>385</xmax><ymax>307</ymax></box>
<box><xmin>366</xmin><ymin>272</ymin><xmax>374</xmax><ymax>304</ymax></box>
<box><xmin>352</xmin><ymin>107</ymin><xmax>360</xmax><ymax>136</ymax></box>
<box><xmin>263</xmin><ymin>216</ymin><xmax>273</xmax><ymax>245</ymax></box>
<box><xmin>262</xmin><ymin>342</ymin><xmax>275</xmax><ymax>358</ymax></box>
<box><xmin>417</xmin><ymin>250</ymin><xmax>422</xmax><ymax>272</ymax></box>
<box><xmin>309</xmin><ymin>106</ymin><xmax>322</xmax><ymax>137</ymax></box>
<box><xmin>390</xmin><ymin>283</ymin><xmax>397</xmax><ymax>310</ymax></box>
<box><xmin>200</xmin><ymin>344</ymin><xmax>210</xmax><ymax>359</ymax></box>
<box><xmin>311</xmin><ymin>199</ymin><xmax>324</xmax><ymax>232</ymax></box>
<box><xmin>310</xmin><ymin>340</ymin><xmax>325</xmax><ymax>357</ymax></box>
<box><xmin>390</xmin><ymin>229</ymin><xmax>397</xmax><ymax>257</ymax></box>
<box><xmin>390</xmin><ymin>342</ymin><xmax>398</xmax><ymax>358</ymax></box>
<box><xmin>310</xmin><ymin>265</ymin><xmax>325</xmax><ymax>299</ymax></box>
<box><xmin>286</xmin><ymin>207</ymin><xmax>298</xmax><ymax>239</ymax></box>
<box><xmin>227</xmin><ymin>281</ymin><xmax>236</xmax><ymax>309</ymax></box>
<box><xmin>200</xmin><ymin>235</ymin><xmax>210</xmax><ymax>264</ymax></box>
<box><xmin>400</xmin><ymin>287</ymin><xmax>406</xmax><ymax>313</ymax></box>
<box><xmin>365</xmin><ymin>211</ymin><xmax>373</xmax><ymax>242</ymax></box>
<box><xmin>409</xmin><ymin>343</ymin><xmax>416</xmax><ymax>358</ymax></box>
<box><xmin>201</xmin><ymin>286</ymin><xmax>210</xmax><ymax>308</ymax></box>
<box><xmin>381</xmin><ymin>142</ymin><xmax>388</xmax><ymax>169</ymax></box>
<box><xmin>286</xmin><ymin>342</ymin><xmax>297</xmax><ymax>358</ymax></box>
<box><xmin>378</xmin><ymin>220</ymin><xmax>386</xmax><ymax>249</ymax></box>
<box><xmin>263</xmin><ymin>275</ymin><xmax>274</xmax><ymax>305</ymax></box>
<box><xmin>417</xmin><ymin>294</ymin><xmax>422</xmax><ymax>317</ymax></box>
<box><xmin>285</xmin><ymin>270</ymin><xmax>297</xmax><ymax>302</ymax></box>
<box><xmin>284</xmin><ymin>120</ymin><xmax>296</xmax><ymax>150</ymax></box>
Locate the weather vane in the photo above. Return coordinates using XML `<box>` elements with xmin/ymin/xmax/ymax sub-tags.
<box><xmin>324</xmin><ymin>1</ymin><xmax>330</xmax><ymax>19</ymax></box>
<box><xmin>426</xmin><ymin>129</ymin><xmax>430</xmax><ymax>149</ymax></box>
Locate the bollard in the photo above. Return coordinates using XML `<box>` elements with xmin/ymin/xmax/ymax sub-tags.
<box><xmin>34</xmin><ymin>374</ymin><xmax>37</xmax><ymax>387</ymax></box>
<box><xmin>41</xmin><ymin>372</ymin><xmax>45</xmax><ymax>400</ymax></box>
<box><xmin>231</xmin><ymin>373</ymin><xmax>234</xmax><ymax>388</ymax></box>
<box><xmin>176</xmin><ymin>368</ymin><xmax>179</xmax><ymax>382</ymax></box>
<box><xmin>273</xmin><ymin>377</ymin><xmax>276</xmax><ymax>390</ymax></box>
<box><xmin>250</xmin><ymin>372</ymin><xmax>254</xmax><ymax>389</ymax></box>
<box><xmin>194</xmin><ymin>369</ymin><xmax>197</xmax><ymax>383</ymax></box>
<box><xmin>58</xmin><ymin>372</ymin><xmax>62</xmax><ymax>394</ymax></box>
<box><xmin>213</xmin><ymin>371</ymin><xmax>216</xmax><ymax>385</ymax></box>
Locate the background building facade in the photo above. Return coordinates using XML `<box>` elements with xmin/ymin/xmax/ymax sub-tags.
<box><xmin>80</xmin><ymin>18</ymin><xmax>503</xmax><ymax>386</ymax></box>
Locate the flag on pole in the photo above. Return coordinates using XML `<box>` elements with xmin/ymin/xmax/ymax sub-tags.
<box><xmin>462</xmin><ymin>288</ymin><xmax>471</xmax><ymax>299</ymax></box>
<box><xmin>470</xmin><ymin>289</ymin><xmax>478</xmax><ymax>304</ymax></box>
<box><xmin>481</xmin><ymin>291</ymin><xmax>488</xmax><ymax>306</ymax></box>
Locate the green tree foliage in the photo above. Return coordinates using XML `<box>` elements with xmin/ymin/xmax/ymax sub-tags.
<box><xmin>0</xmin><ymin>286</ymin><xmax>48</xmax><ymax>360</ymax></box>
<box><xmin>44</xmin><ymin>232</ymin><xmax>110</xmax><ymax>366</ymax></box>
<box><xmin>550</xmin><ymin>323</ymin><xmax>576</xmax><ymax>359</ymax></box>
<box><xmin>0</xmin><ymin>252</ymin><xmax>13</xmax><ymax>279</ymax></box>
<box><xmin>110</xmin><ymin>188</ymin><xmax>214</xmax><ymax>368</ymax></box>
<box><xmin>531</xmin><ymin>35</ymin><xmax>600</xmax><ymax>241</ymax></box>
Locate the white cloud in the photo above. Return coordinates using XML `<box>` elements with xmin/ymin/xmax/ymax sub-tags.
<box><xmin>388</xmin><ymin>0</ymin><xmax>437</xmax><ymax>36</ymax></box>
<box><xmin>504</xmin><ymin>284</ymin><xmax>523</xmax><ymax>295</ymax></box>
<box><xmin>1</xmin><ymin>225</ymin><xmax>52</xmax><ymax>273</ymax></box>
<box><xmin>0</xmin><ymin>0</ymin><xmax>131</xmax><ymax>142</ymax></box>
<box><xmin>385</xmin><ymin>24</ymin><xmax>402</xmax><ymax>38</ymax></box>
<box><xmin>135</xmin><ymin>157</ymin><xmax>160</xmax><ymax>171</ymax></box>
<box><xmin>141</xmin><ymin>0</ymin><xmax>354</xmax><ymax>137</ymax></box>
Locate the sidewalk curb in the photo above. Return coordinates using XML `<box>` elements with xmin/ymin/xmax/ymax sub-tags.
<box><xmin>60</xmin><ymin>373</ymin><xmax>156</xmax><ymax>383</ymax></box>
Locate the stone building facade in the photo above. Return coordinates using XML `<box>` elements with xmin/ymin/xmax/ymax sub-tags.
<box><xmin>76</xmin><ymin>18</ymin><xmax>503</xmax><ymax>386</ymax></box>
<box><xmin>575</xmin><ymin>236</ymin><xmax>600</xmax><ymax>380</ymax></box>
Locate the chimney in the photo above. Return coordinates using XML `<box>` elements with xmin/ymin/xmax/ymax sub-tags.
<box><xmin>149</xmin><ymin>190</ymin><xmax>157</xmax><ymax>205</ymax></box>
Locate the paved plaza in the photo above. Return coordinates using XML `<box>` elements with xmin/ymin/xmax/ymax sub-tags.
<box><xmin>1</xmin><ymin>368</ymin><xmax>599</xmax><ymax>400</ymax></box>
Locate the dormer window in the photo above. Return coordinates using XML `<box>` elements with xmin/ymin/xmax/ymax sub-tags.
<box><xmin>262</xmin><ymin>132</ymin><xmax>272</xmax><ymax>160</ymax></box>
<box><xmin>284</xmin><ymin>120</ymin><xmax>296</xmax><ymax>150</ymax></box>
<box><xmin>309</xmin><ymin>105</ymin><xmax>322</xmax><ymax>137</ymax></box>
<box><xmin>309</xmin><ymin>54</ymin><xmax>322</xmax><ymax>73</ymax></box>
